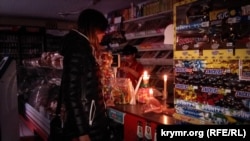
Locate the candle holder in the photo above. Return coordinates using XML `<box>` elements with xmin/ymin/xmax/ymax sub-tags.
<box><xmin>142</xmin><ymin>76</ymin><xmax>150</xmax><ymax>87</ymax></box>
<box><xmin>149</xmin><ymin>88</ymin><xmax>153</xmax><ymax>97</ymax></box>
<box><xmin>162</xmin><ymin>90</ymin><xmax>168</xmax><ymax>100</ymax></box>
<box><xmin>142</xmin><ymin>71</ymin><xmax>150</xmax><ymax>88</ymax></box>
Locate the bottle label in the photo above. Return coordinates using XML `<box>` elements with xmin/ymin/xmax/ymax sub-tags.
<box><xmin>137</xmin><ymin>121</ymin><xmax>143</xmax><ymax>140</ymax></box>
<box><xmin>144</xmin><ymin>124</ymin><xmax>152</xmax><ymax>140</ymax></box>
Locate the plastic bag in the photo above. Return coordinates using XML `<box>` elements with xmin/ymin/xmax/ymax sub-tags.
<box><xmin>136</xmin><ymin>88</ymin><xmax>162</xmax><ymax>103</ymax></box>
<box><xmin>142</xmin><ymin>96</ymin><xmax>163</xmax><ymax>113</ymax></box>
<box><xmin>111</xmin><ymin>78</ymin><xmax>133</xmax><ymax>104</ymax></box>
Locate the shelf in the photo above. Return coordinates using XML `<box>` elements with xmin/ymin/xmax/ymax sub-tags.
<box><xmin>137</xmin><ymin>58</ymin><xmax>173</xmax><ymax>65</ymax></box>
<box><xmin>136</xmin><ymin>44</ymin><xmax>173</xmax><ymax>51</ymax></box>
<box><xmin>123</xmin><ymin>10</ymin><xmax>172</xmax><ymax>24</ymax></box>
<box><xmin>115</xmin><ymin>6</ymin><xmax>174</xmax><ymax>92</ymax></box>
<box><xmin>125</xmin><ymin>31</ymin><xmax>164</xmax><ymax>40</ymax></box>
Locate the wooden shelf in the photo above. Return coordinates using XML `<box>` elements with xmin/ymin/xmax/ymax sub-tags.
<box><xmin>117</xmin><ymin>7</ymin><xmax>174</xmax><ymax>92</ymax></box>
<box><xmin>137</xmin><ymin>58</ymin><xmax>173</xmax><ymax>65</ymax></box>
<box><xmin>125</xmin><ymin>31</ymin><xmax>164</xmax><ymax>40</ymax></box>
<box><xmin>123</xmin><ymin>10</ymin><xmax>172</xmax><ymax>24</ymax></box>
<box><xmin>136</xmin><ymin>44</ymin><xmax>173</xmax><ymax>51</ymax></box>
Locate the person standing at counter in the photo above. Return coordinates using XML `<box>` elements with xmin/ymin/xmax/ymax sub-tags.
<box><xmin>58</xmin><ymin>9</ymin><xmax>110</xmax><ymax>141</ymax></box>
<box><xmin>118</xmin><ymin>44</ymin><xmax>144</xmax><ymax>87</ymax></box>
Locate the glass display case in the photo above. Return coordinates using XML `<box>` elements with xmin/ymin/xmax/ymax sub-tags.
<box><xmin>18</xmin><ymin>52</ymin><xmax>63</xmax><ymax>138</ymax></box>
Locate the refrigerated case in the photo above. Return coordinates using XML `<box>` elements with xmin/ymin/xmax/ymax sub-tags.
<box><xmin>173</xmin><ymin>0</ymin><xmax>250</xmax><ymax>124</ymax></box>
<box><xmin>18</xmin><ymin>55</ymin><xmax>62</xmax><ymax>140</ymax></box>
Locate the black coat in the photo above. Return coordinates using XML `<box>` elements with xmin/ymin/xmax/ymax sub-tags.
<box><xmin>60</xmin><ymin>30</ymin><xmax>109</xmax><ymax>141</ymax></box>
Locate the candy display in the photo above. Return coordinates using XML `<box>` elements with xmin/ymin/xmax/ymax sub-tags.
<box><xmin>174</xmin><ymin>0</ymin><xmax>250</xmax><ymax>124</ymax></box>
<box><xmin>174</xmin><ymin>59</ymin><xmax>250</xmax><ymax>123</ymax></box>
<box><xmin>98</xmin><ymin>51</ymin><xmax>115</xmax><ymax>106</ymax></box>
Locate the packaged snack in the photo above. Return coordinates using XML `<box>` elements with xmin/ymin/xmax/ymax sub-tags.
<box><xmin>111</xmin><ymin>78</ymin><xmax>133</xmax><ymax>104</ymax></box>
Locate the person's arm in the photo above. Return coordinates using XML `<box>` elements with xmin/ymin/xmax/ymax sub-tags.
<box><xmin>120</xmin><ymin>66</ymin><xmax>140</xmax><ymax>78</ymax></box>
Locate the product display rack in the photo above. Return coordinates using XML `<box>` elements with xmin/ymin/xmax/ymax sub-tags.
<box><xmin>123</xmin><ymin>9</ymin><xmax>174</xmax><ymax>97</ymax></box>
<box><xmin>0</xmin><ymin>30</ymin><xmax>20</xmax><ymax>60</ymax></box>
<box><xmin>44</xmin><ymin>34</ymin><xmax>62</xmax><ymax>52</ymax></box>
<box><xmin>105</xmin><ymin>0</ymin><xmax>178</xmax><ymax>102</ymax></box>
<box><xmin>173</xmin><ymin>0</ymin><xmax>250</xmax><ymax>125</ymax></box>
<box><xmin>18</xmin><ymin>27</ymin><xmax>45</xmax><ymax>60</ymax></box>
<box><xmin>44</xmin><ymin>29</ymin><xmax>69</xmax><ymax>52</ymax></box>
<box><xmin>0</xmin><ymin>26</ymin><xmax>69</xmax><ymax>61</ymax></box>
<box><xmin>0</xmin><ymin>26</ymin><xmax>45</xmax><ymax>64</ymax></box>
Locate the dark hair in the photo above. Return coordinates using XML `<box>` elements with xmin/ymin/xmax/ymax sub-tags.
<box><xmin>77</xmin><ymin>9</ymin><xmax>108</xmax><ymax>32</ymax></box>
<box><xmin>122</xmin><ymin>45</ymin><xmax>138</xmax><ymax>55</ymax></box>
<box><xmin>77</xmin><ymin>9</ymin><xmax>108</xmax><ymax>52</ymax></box>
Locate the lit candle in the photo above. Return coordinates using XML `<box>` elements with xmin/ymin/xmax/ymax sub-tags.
<box><xmin>142</xmin><ymin>71</ymin><xmax>150</xmax><ymax>86</ymax></box>
<box><xmin>149</xmin><ymin>88</ymin><xmax>153</xmax><ymax>97</ymax></box>
<box><xmin>162</xmin><ymin>74</ymin><xmax>167</xmax><ymax>100</ymax></box>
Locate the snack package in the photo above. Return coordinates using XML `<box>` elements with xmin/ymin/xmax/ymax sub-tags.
<box><xmin>111</xmin><ymin>78</ymin><xmax>133</xmax><ymax>104</ymax></box>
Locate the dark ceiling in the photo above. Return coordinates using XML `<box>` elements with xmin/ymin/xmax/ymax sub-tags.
<box><xmin>0</xmin><ymin>0</ymin><xmax>145</xmax><ymax>22</ymax></box>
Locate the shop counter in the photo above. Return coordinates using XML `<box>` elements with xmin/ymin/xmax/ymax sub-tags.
<box><xmin>108</xmin><ymin>102</ymin><xmax>178</xmax><ymax>141</ymax></box>
<box><xmin>108</xmin><ymin>103</ymin><xmax>177</xmax><ymax>125</ymax></box>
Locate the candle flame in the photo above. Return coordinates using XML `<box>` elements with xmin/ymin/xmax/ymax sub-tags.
<box><xmin>149</xmin><ymin>88</ymin><xmax>153</xmax><ymax>96</ymax></box>
<box><xmin>143</xmin><ymin>70</ymin><xmax>150</xmax><ymax>80</ymax></box>
<box><xmin>163</xmin><ymin>74</ymin><xmax>167</xmax><ymax>81</ymax></box>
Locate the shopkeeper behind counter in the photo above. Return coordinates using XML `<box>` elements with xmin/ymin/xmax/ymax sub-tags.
<box><xmin>118</xmin><ymin>44</ymin><xmax>144</xmax><ymax>87</ymax></box>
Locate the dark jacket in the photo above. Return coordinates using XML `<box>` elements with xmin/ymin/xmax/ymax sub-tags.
<box><xmin>60</xmin><ymin>30</ymin><xmax>109</xmax><ymax>141</ymax></box>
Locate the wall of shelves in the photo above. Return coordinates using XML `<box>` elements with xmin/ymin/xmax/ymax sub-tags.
<box><xmin>0</xmin><ymin>30</ymin><xmax>20</xmax><ymax>60</ymax></box>
<box><xmin>0</xmin><ymin>26</ymin><xmax>45</xmax><ymax>63</ymax></box>
<box><xmin>125</xmin><ymin>14</ymin><xmax>173</xmax><ymax>94</ymax></box>
<box><xmin>19</xmin><ymin>32</ymin><xmax>45</xmax><ymax>60</ymax></box>
<box><xmin>106</xmin><ymin>0</ymin><xmax>176</xmax><ymax>97</ymax></box>
<box><xmin>124</xmin><ymin>14</ymin><xmax>170</xmax><ymax>40</ymax></box>
<box><xmin>0</xmin><ymin>26</ymin><xmax>67</xmax><ymax>61</ymax></box>
<box><xmin>45</xmin><ymin>29</ymin><xmax>69</xmax><ymax>52</ymax></box>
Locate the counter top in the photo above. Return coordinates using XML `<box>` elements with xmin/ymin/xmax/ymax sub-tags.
<box><xmin>108</xmin><ymin>102</ymin><xmax>178</xmax><ymax>125</ymax></box>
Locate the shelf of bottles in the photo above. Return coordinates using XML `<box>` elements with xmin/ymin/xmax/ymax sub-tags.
<box><xmin>0</xmin><ymin>30</ymin><xmax>20</xmax><ymax>59</ymax></box>
<box><xmin>45</xmin><ymin>34</ymin><xmax>63</xmax><ymax>52</ymax></box>
<box><xmin>19</xmin><ymin>27</ymin><xmax>45</xmax><ymax>60</ymax></box>
<box><xmin>44</xmin><ymin>29</ymin><xmax>69</xmax><ymax>52</ymax></box>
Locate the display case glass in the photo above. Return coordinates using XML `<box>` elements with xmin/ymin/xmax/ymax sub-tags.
<box><xmin>18</xmin><ymin>53</ymin><xmax>63</xmax><ymax>136</ymax></box>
